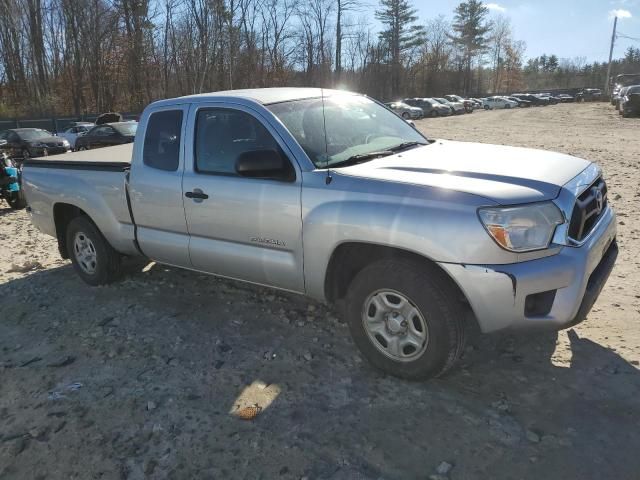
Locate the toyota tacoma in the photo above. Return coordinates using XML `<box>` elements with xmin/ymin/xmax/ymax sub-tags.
<box><xmin>22</xmin><ymin>88</ymin><xmax>618</xmax><ymax>380</ymax></box>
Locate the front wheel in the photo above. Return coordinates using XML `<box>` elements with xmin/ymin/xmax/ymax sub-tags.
<box><xmin>66</xmin><ymin>216</ymin><xmax>122</xmax><ymax>286</ymax></box>
<box><xmin>344</xmin><ymin>259</ymin><xmax>466</xmax><ymax>380</ymax></box>
<box><xmin>401</xmin><ymin>112</ymin><xmax>410</xmax><ymax>119</ymax></box>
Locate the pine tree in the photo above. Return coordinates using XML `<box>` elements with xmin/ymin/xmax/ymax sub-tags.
<box><xmin>449</xmin><ymin>0</ymin><xmax>491</xmax><ymax>95</ymax></box>
<box><xmin>375</xmin><ymin>0</ymin><xmax>426</xmax><ymax>95</ymax></box>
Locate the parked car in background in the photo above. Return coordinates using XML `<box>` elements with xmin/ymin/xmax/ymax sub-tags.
<box><xmin>511</xmin><ymin>94</ymin><xmax>543</xmax><ymax>106</ymax></box>
<box><xmin>506</xmin><ymin>96</ymin><xmax>531</xmax><ymax>107</ymax></box>
<box><xmin>536</xmin><ymin>94</ymin><xmax>558</xmax><ymax>105</ymax></box>
<box><xmin>468</xmin><ymin>98</ymin><xmax>484</xmax><ymax>109</ymax></box>
<box><xmin>435</xmin><ymin>97</ymin><xmax>465</xmax><ymax>114</ymax></box>
<box><xmin>0</xmin><ymin>128</ymin><xmax>71</xmax><ymax>162</ymax></box>
<box><xmin>444</xmin><ymin>94</ymin><xmax>474</xmax><ymax>113</ymax></box>
<box><xmin>614</xmin><ymin>86</ymin><xmax>630</xmax><ymax>111</ymax></box>
<box><xmin>385</xmin><ymin>102</ymin><xmax>423</xmax><ymax>120</ymax></box>
<box><xmin>556</xmin><ymin>94</ymin><xmax>575</xmax><ymax>103</ymax></box>
<box><xmin>611</xmin><ymin>86</ymin><xmax>621</xmax><ymax>105</ymax></box>
<box><xmin>483</xmin><ymin>96</ymin><xmax>518</xmax><ymax>110</ymax></box>
<box><xmin>619</xmin><ymin>85</ymin><xmax>640</xmax><ymax>117</ymax></box>
<box><xmin>576</xmin><ymin>88</ymin><xmax>602</xmax><ymax>102</ymax></box>
<box><xmin>58</xmin><ymin>123</ymin><xmax>94</xmax><ymax>150</ymax></box>
<box><xmin>22</xmin><ymin>87</ymin><xmax>618</xmax><ymax>380</ymax></box>
<box><xmin>541</xmin><ymin>93</ymin><xmax>564</xmax><ymax>104</ymax></box>
<box><xmin>404</xmin><ymin>98</ymin><xmax>451</xmax><ymax>117</ymax></box>
<box><xmin>75</xmin><ymin>122</ymin><xmax>137</xmax><ymax>151</ymax></box>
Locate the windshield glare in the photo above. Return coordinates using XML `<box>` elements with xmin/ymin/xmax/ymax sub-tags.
<box><xmin>19</xmin><ymin>129</ymin><xmax>50</xmax><ymax>140</ymax></box>
<box><xmin>268</xmin><ymin>95</ymin><xmax>426</xmax><ymax>167</ymax></box>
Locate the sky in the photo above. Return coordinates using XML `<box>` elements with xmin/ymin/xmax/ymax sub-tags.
<box><xmin>410</xmin><ymin>0</ymin><xmax>640</xmax><ymax>62</ymax></box>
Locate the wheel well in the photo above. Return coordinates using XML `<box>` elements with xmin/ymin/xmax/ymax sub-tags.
<box><xmin>53</xmin><ymin>203</ymin><xmax>89</xmax><ymax>259</ymax></box>
<box><xmin>324</xmin><ymin>243</ymin><xmax>469</xmax><ymax>306</ymax></box>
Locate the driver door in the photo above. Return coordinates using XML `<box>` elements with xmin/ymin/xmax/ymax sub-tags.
<box><xmin>182</xmin><ymin>103</ymin><xmax>305</xmax><ymax>293</ymax></box>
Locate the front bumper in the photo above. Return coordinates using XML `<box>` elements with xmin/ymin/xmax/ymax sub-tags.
<box><xmin>439</xmin><ymin>206</ymin><xmax>617</xmax><ymax>333</ymax></box>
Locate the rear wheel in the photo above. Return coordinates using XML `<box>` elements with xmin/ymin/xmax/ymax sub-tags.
<box><xmin>77</xmin><ymin>146</ymin><xmax>87</xmax><ymax>151</ymax></box>
<box><xmin>6</xmin><ymin>190</ymin><xmax>26</xmax><ymax>210</ymax></box>
<box><xmin>344</xmin><ymin>258</ymin><xmax>466</xmax><ymax>380</ymax></box>
<box><xmin>66</xmin><ymin>216</ymin><xmax>122</xmax><ymax>286</ymax></box>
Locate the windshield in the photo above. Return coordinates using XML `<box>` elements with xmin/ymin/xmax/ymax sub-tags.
<box><xmin>268</xmin><ymin>94</ymin><xmax>426</xmax><ymax>168</ymax></box>
<box><xmin>113</xmin><ymin>123</ymin><xmax>138</xmax><ymax>136</ymax></box>
<box><xmin>18</xmin><ymin>129</ymin><xmax>50</xmax><ymax>140</ymax></box>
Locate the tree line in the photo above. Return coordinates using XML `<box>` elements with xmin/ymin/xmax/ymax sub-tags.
<box><xmin>0</xmin><ymin>0</ymin><xmax>637</xmax><ymax>118</ymax></box>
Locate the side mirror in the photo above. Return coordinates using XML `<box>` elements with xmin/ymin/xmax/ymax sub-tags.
<box><xmin>236</xmin><ymin>149</ymin><xmax>292</xmax><ymax>181</ymax></box>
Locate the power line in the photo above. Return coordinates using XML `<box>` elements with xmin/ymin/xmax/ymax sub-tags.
<box><xmin>617</xmin><ymin>32</ymin><xmax>640</xmax><ymax>43</ymax></box>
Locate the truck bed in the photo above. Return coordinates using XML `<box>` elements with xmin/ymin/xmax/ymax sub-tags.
<box><xmin>24</xmin><ymin>143</ymin><xmax>133</xmax><ymax>171</ymax></box>
<box><xmin>22</xmin><ymin>142</ymin><xmax>139</xmax><ymax>256</ymax></box>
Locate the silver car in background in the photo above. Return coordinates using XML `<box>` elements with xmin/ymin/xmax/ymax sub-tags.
<box><xmin>434</xmin><ymin>97</ymin><xmax>465</xmax><ymax>114</ymax></box>
<box><xmin>384</xmin><ymin>101</ymin><xmax>423</xmax><ymax>120</ymax></box>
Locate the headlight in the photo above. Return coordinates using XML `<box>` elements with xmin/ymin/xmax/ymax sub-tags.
<box><xmin>62</xmin><ymin>139</ymin><xmax>70</xmax><ymax>146</ymax></box>
<box><xmin>478</xmin><ymin>202</ymin><xmax>564</xmax><ymax>252</ymax></box>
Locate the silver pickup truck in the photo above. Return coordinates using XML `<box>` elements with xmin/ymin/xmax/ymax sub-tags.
<box><xmin>22</xmin><ymin>88</ymin><xmax>618</xmax><ymax>380</ymax></box>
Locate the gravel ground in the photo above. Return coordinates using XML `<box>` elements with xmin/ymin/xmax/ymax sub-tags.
<box><xmin>1</xmin><ymin>102</ymin><xmax>639</xmax><ymax>480</ymax></box>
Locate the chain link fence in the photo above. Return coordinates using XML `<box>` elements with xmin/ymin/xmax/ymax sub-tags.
<box><xmin>0</xmin><ymin>112</ymin><xmax>140</xmax><ymax>134</ymax></box>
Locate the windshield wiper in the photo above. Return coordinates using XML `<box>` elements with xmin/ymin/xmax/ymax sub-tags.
<box><xmin>388</xmin><ymin>141</ymin><xmax>428</xmax><ymax>152</ymax></box>
<box><xmin>329</xmin><ymin>150</ymin><xmax>394</xmax><ymax>168</ymax></box>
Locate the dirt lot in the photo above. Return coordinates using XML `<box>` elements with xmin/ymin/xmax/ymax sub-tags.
<box><xmin>1</xmin><ymin>103</ymin><xmax>639</xmax><ymax>480</ymax></box>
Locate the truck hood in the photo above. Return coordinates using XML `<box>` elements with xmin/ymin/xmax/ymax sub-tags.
<box><xmin>338</xmin><ymin>140</ymin><xmax>591</xmax><ymax>204</ymax></box>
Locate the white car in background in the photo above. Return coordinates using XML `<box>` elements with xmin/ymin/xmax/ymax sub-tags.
<box><xmin>483</xmin><ymin>96</ymin><xmax>519</xmax><ymax>110</ymax></box>
<box><xmin>58</xmin><ymin>123</ymin><xmax>94</xmax><ymax>150</ymax></box>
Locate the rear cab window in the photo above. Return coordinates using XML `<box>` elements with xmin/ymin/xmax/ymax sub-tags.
<box><xmin>143</xmin><ymin>110</ymin><xmax>183</xmax><ymax>171</ymax></box>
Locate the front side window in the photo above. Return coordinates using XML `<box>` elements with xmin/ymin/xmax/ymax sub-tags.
<box><xmin>268</xmin><ymin>94</ymin><xmax>426</xmax><ymax>167</ymax></box>
<box><xmin>194</xmin><ymin>108</ymin><xmax>280</xmax><ymax>175</ymax></box>
<box><xmin>143</xmin><ymin>110</ymin><xmax>183</xmax><ymax>171</ymax></box>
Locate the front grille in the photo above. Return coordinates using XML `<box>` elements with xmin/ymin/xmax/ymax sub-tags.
<box><xmin>46</xmin><ymin>142</ymin><xmax>64</xmax><ymax>147</ymax></box>
<box><xmin>568</xmin><ymin>177</ymin><xmax>608</xmax><ymax>242</ymax></box>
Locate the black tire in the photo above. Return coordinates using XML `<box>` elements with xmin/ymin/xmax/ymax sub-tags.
<box><xmin>484</xmin><ymin>105</ymin><xmax>490</xmax><ymax>110</ymax></box>
<box><xmin>77</xmin><ymin>146</ymin><xmax>87</xmax><ymax>151</ymax></box>
<box><xmin>430</xmin><ymin>110</ymin><xmax>438</xmax><ymax>118</ymax></box>
<box><xmin>6</xmin><ymin>189</ymin><xmax>26</xmax><ymax>209</ymax></box>
<box><xmin>344</xmin><ymin>258</ymin><xmax>466</xmax><ymax>380</ymax></box>
<box><xmin>66</xmin><ymin>216</ymin><xmax>122</xmax><ymax>286</ymax></box>
<box><xmin>401</xmin><ymin>112</ymin><xmax>410</xmax><ymax>119</ymax></box>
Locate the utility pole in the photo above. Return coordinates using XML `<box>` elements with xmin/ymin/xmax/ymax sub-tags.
<box><xmin>604</xmin><ymin>16</ymin><xmax>618</xmax><ymax>94</ymax></box>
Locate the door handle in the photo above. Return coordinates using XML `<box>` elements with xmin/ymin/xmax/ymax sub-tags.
<box><xmin>185</xmin><ymin>189</ymin><xmax>209</xmax><ymax>200</ymax></box>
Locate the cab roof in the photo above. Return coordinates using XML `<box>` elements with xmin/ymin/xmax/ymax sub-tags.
<box><xmin>150</xmin><ymin>87</ymin><xmax>358</xmax><ymax>108</ymax></box>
